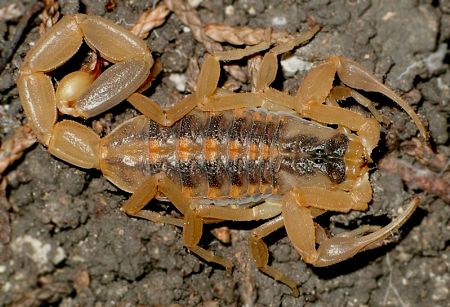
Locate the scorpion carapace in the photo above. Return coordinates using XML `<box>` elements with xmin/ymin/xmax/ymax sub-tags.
<box><xmin>17</xmin><ymin>14</ymin><xmax>427</xmax><ymax>296</ymax></box>
<box><xmin>101</xmin><ymin>109</ymin><xmax>350</xmax><ymax>204</ymax></box>
<box><xmin>277</xmin><ymin>127</ymin><xmax>349</xmax><ymax>185</ymax></box>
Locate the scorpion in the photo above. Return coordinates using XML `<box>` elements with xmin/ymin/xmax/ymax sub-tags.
<box><xmin>17</xmin><ymin>14</ymin><xmax>428</xmax><ymax>296</ymax></box>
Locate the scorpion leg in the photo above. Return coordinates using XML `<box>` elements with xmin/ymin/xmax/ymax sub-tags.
<box><xmin>294</xmin><ymin>56</ymin><xmax>427</xmax><ymax>140</ymax></box>
<box><xmin>128</xmin><ymin>31</ymin><xmax>308</xmax><ymax>120</ymax></box>
<box><xmin>303</xmin><ymin>103</ymin><xmax>381</xmax><ymax>155</ymax></box>
<box><xmin>121</xmin><ymin>173</ymin><xmax>191</xmax><ymax>216</ymax></box>
<box><xmin>255</xmin><ymin>54</ymin><xmax>428</xmax><ymax>153</ymax></box>
<box><xmin>288</xmin><ymin>172</ymin><xmax>373</xmax><ymax>213</ymax></box>
<box><xmin>128</xmin><ymin>93</ymin><xmax>200</xmax><ymax>127</ymax></box>
<box><xmin>282</xmin><ymin>191</ymin><xmax>419</xmax><ymax>267</ymax></box>
<box><xmin>257</xmin><ymin>58</ymin><xmax>385</xmax><ymax>154</ymax></box>
<box><xmin>328</xmin><ymin>85</ymin><xmax>389</xmax><ymax>124</ymax></box>
<box><xmin>333</xmin><ymin>56</ymin><xmax>428</xmax><ymax>139</ymax></box>
<box><xmin>193</xmin><ymin>201</ymin><xmax>282</xmax><ymax>221</ymax></box>
<box><xmin>197</xmin><ymin>49</ymin><xmax>279</xmax><ymax>112</ymax></box>
<box><xmin>214</xmin><ymin>40</ymin><xmax>272</xmax><ymax>61</ymax></box>
<box><xmin>248</xmin><ymin>216</ymin><xmax>300</xmax><ymax>297</ymax></box>
<box><xmin>183</xmin><ymin>210</ymin><xmax>233</xmax><ymax>271</ymax></box>
<box><xmin>198</xmin><ymin>25</ymin><xmax>320</xmax><ymax>112</ymax></box>
<box><xmin>119</xmin><ymin>174</ymin><xmax>183</xmax><ymax>227</ymax></box>
<box><xmin>213</xmin><ymin>24</ymin><xmax>319</xmax><ymax>63</ymax></box>
<box><xmin>199</xmin><ymin>51</ymin><xmax>292</xmax><ymax>112</ymax></box>
<box><xmin>128</xmin><ymin>54</ymin><xmax>221</xmax><ymax>126</ymax></box>
<box><xmin>121</xmin><ymin>173</ymin><xmax>232</xmax><ymax>270</ymax></box>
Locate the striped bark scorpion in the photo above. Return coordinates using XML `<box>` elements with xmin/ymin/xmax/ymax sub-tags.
<box><xmin>17</xmin><ymin>14</ymin><xmax>428</xmax><ymax>296</ymax></box>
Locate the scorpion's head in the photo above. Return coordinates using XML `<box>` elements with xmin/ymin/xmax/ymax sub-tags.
<box><xmin>291</xmin><ymin>134</ymin><xmax>349</xmax><ymax>184</ymax></box>
<box><xmin>276</xmin><ymin>114</ymin><xmax>373</xmax><ymax>191</ymax></box>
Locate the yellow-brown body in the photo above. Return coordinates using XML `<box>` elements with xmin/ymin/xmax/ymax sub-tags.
<box><xmin>101</xmin><ymin>109</ymin><xmax>363</xmax><ymax>204</ymax></box>
<box><xmin>17</xmin><ymin>14</ymin><xmax>427</xmax><ymax>296</ymax></box>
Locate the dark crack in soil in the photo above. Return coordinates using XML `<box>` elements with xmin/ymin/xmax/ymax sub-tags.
<box><xmin>0</xmin><ymin>0</ymin><xmax>449</xmax><ymax>306</ymax></box>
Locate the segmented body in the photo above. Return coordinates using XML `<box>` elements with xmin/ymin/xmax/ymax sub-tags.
<box><xmin>100</xmin><ymin>108</ymin><xmax>349</xmax><ymax>205</ymax></box>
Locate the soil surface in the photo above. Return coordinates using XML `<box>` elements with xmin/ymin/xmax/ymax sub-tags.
<box><xmin>0</xmin><ymin>0</ymin><xmax>449</xmax><ymax>306</ymax></box>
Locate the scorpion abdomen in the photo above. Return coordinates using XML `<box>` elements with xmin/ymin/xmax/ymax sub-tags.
<box><xmin>101</xmin><ymin>108</ymin><xmax>349</xmax><ymax>205</ymax></box>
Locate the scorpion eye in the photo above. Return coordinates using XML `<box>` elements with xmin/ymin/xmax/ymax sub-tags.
<box><xmin>316</xmin><ymin>148</ymin><xmax>325</xmax><ymax>155</ymax></box>
<box><xmin>313</xmin><ymin>157</ymin><xmax>324</xmax><ymax>164</ymax></box>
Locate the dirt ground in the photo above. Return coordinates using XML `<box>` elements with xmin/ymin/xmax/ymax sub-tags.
<box><xmin>0</xmin><ymin>0</ymin><xmax>449</xmax><ymax>306</ymax></box>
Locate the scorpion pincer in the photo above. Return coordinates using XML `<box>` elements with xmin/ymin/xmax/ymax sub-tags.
<box><xmin>17</xmin><ymin>14</ymin><xmax>428</xmax><ymax>296</ymax></box>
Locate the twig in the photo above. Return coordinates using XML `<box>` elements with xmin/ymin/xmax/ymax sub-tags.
<box><xmin>165</xmin><ymin>0</ymin><xmax>247</xmax><ymax>82</ymax></box>
<box><xmin>0</xmin><ymin>124</ymin><xmax>36</xmax><ymax>177</ymax></box>
<box><xmin>378</xmin><ymin>156</ymin><xmax>450</xmax><ymax>203</ymax></box>
<box><xmin>0</xmin><ymin>0</ymin><xmax>42</xmax><ymax>74</ymax></box>
<box><xmin>131</xmin><ymin>3</ymin><xmax>170</xmax><ymax>39</ymax></box>
<box><xmin>0</xmin><ymin>124</ymin><xmax>36</xmax><ymax>245</ymax></box>
<box><xmin>400</xmin><ymin>138</ymin><xmax>448</xmax><ymax>172</ymax></box>
<box><xmin>0</xmin><ymin>1</ymin><xmax>43</xmax><ymax>245</ymax></box>
<box><xmin>164</xmin><ymin>0</ymin><xmax>221</xmax><ymax>54</ymax></box>
<box><xmin>204</xmin><ymin>24</ymin><xmax>295</xmax><ymax>46</ymax></box>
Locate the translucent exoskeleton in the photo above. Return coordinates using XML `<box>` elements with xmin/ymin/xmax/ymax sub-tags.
<box><xmin>17</xmin><ymin>14</ymin><xmax>427</xmax><ymax>296</ymax></box>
